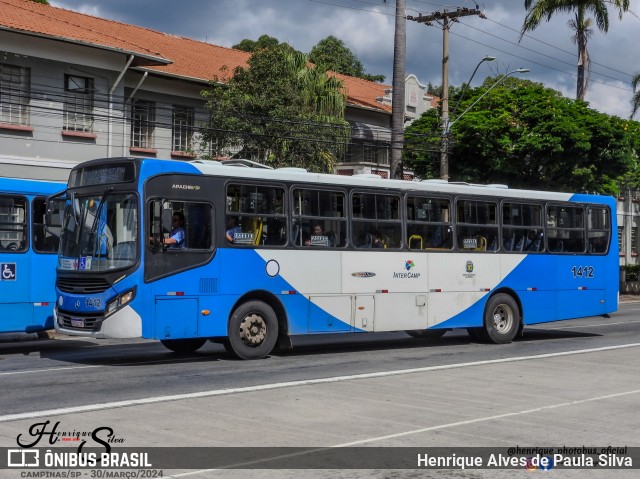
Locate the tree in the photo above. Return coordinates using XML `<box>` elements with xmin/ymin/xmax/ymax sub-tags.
<box><xmin>30</xmin><ymin>0</ymin><xmax>49</xmax><ymax>3</ymax></box>
<box><xmin>309</xmin><ymin>36</ymin><xmax>385</xmax><ymax>82</ymax></box>
<box><xmin>404</xmin><ymin>77</ymin><xmax>640</xmax><ymax>194</ymax></box>
<box><xmin>521</xmin><ymin>0</ymin><xmax>630</xmax><ymax>101</ymax></box>
<box><xmin>201</xmin><ymin>48</ymin><xmax>350</xmax><ymax>172</ymax></box>
<box><xmin>232</xmin><ymin>35</ymin><xmax>299</xmax><ymax>55</ymax></box>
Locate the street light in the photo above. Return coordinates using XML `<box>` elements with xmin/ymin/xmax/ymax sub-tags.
<box><xmin>450</xmin><ymin>55</ymin><xmax>496</xmax><ymax>118</ymax></box>
<box><xmin>440</xmin><ymin>68</ymin><xmax>530</xmax><ymax>180</ymax></box>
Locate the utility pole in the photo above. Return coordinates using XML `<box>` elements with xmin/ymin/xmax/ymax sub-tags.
<box><xmin>389</xmin><ymin>0</ymin><xmax>406</xmax><ymax>180</ymax></box>
<box><xmin>407</xmin><ymin>7</ymin><xmax>485</xmax><ymax>181</ymax></box>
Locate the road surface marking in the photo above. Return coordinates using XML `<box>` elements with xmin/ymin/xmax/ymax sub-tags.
<box><xmin>1</xmin><ymin>342</ymin><xmax>639</xmax><ymax>423</ymax></box>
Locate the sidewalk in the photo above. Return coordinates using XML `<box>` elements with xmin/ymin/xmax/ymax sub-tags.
<box><xmin>620</xmin><ymin>294</ymin><xmax>640</xmax><ymax>303</ymax></box>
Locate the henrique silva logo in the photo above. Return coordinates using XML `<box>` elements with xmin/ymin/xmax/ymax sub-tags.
<box><xmin>394</xmin><ymin>260</ymin><xmax>420</xmax><ymax>279</ymax></box>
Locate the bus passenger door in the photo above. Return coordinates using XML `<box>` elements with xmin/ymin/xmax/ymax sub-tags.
<box><xmin>155</xmin><ymin>297</ymin><xmax>198</xmax><ymax>339</ymax></box>
<box><xmin>354</xmin><ymin>295</ymin><xmax>374</xmax><ymax>332</ymax></box>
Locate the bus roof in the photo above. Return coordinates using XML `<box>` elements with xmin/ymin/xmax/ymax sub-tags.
<box><xmin>0</xmin><ymin>177</ymin><xmax>66</xmax><ymax>196</ymax></box>
<box><xmin>187</xmin><ymin>160</ymin><xmax>607</xmax><ymax>204</ymax></box>
<box><xmin>73</xmin><ymin>157</ymin><xmax>614</xmax><ymax>205</ymax></box>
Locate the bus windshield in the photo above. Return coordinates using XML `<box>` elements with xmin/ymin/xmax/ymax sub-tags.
<box><xmin>58</xmin><ymin>192</ymin><xmax>138</xmax><ymax>271</ymax></box>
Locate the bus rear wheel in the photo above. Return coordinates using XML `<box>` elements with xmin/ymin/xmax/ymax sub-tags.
<box><xmin>406</xmin><ymin>329</ymin><xmax>447</xmax><ymax>339</ymax></box>
<box><xmin>160</xmin><ymin>338</ymin><xmax>206</xmax><ymax>353</ymax></box>
<box><xmin>483</xmin><ymin>293</ymin><xmax>519</xmax><ymax>344</ymax></box>
<box><xmin>226</xmin><ymin>301</ymin><xmax>278</xmax><ymax>360</ymax></box>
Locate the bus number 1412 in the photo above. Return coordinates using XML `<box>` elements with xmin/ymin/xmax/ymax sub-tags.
<box><xmin>571</xmin><ymin>266</ymin><xmax>594</xmax><ymax>278</ymax></box>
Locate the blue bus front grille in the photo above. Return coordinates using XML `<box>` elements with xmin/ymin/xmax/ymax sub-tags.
<box><xmin>57</xmin><ymin>277</ymin><xmax>110</xmax><ymax>294</ymax></box>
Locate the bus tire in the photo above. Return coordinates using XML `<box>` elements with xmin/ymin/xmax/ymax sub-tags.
<box><xmin>160</xmin><ymin>338</ymin><xmax>206</xmax><ymax>353</ymax></box>
<box><xmin>483</xmin><ymin>293</ymin><xmax>519</xmax><ymax>344</ymax></box>
<box><xmin>406</xmin><ymin>329</ymin><xmax>447</xmax><ymax>339</ymax></box>
<box><xmin>226</xmin><ymin>300</ymin><xmax>278</xmax><ymax>360</ymax></box>
<box><xmin>466</xmin><ymin>327</ymin><xmax>485</xmax><ymax>342</ymax></box>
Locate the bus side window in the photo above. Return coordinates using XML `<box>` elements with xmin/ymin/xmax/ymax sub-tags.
<box><xmin>33</xmin><ymin>197</ymin><xmax>63</xmax><ymax>253</ymax></box>
<box><xmin>292</xmin><ymin>188</ymin><xmax>346</xmax><ymax>249</ymax></box>
<box><xmin>0</xmin><ymin>195</ymin><xmax>28</xmax><ymax>253</ymax></box>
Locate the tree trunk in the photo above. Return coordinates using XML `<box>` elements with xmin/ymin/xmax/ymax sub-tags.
<box><xmin>576</xmin><ymin>7</ymin><xmax>586</xmax><ymax>101</ymax></box>
<box><xmin>390</xmin><ymin>0</ymin><xmax>406</xmax><ymax>179</ymax></box>
<box><xmin>577</xmin><ymin>31</ymin><xmax>586</xmax><ymax>101</ymax></box>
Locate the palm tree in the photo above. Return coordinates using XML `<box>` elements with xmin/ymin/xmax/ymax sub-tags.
<box><xmin>520</xmin><ymin>0</ymin><xmax>630</xmax><ymax>101</ymax></box>
<box><xmin>631</xmin><ymin>72</ymin><xmax>640</xmax><ymax>119</ymax></box>
<box><xmin>284</xmin><ymin>51</ymin><xmax>347</xmax><ymax>120</ymax></box>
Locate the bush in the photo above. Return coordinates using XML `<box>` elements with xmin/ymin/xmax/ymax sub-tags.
<box><xmin>623</xmin><ymin>264</ymin><xmax>640</xmax><ymax>281</ymax></box>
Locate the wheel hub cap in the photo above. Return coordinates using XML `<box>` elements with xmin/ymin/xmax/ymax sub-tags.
<box><xmin>239</xmin><ymin>313</ymin><xmax>266</xmax><ymax>346</ymax></box>
<box><xmin>492</xmin><ymin>306</ymin><xmax>513</xmax><ymax>334</ymax></box>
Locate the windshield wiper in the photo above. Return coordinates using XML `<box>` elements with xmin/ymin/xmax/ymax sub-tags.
<box><xmin>89</xmin><ymin>188</ymin><xmax>114</xmax><ymax>258</ymax></box>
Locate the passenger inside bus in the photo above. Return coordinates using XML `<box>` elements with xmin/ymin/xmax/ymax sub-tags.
<box><xmin>225</xmin><ymin>216</ymin><xmax>242</xmax><ymax>242</ymax></box>
<box><xmin>305</xmin><ymin>223</ymin><xmax>330</xmax><ymax>246</ymax></box>
<box><xmin>371</xmin><ymin>231</ymin><xmax>386</xmax><ymax>248</ymax></box>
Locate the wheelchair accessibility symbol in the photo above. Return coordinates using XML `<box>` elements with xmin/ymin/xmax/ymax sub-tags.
<box><xmin>1</xmin><ymin>263</ymin><xmax>17</xmax><ymax>280</ymax></box>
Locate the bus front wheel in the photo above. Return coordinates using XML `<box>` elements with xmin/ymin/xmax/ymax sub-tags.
<box><xmin>160</xmin><ymin>338</ymin><xmax>206</xmax><ymax>354</ymax></box>
<box><xmin>483</xmin><ymin>293</ymin><xmax>519</xmax><ymax>344</ymax></box>
<box><xmin>226</xmin><ymin>301</ymin><xmax>278</xmax><ymax>360</ymax></box>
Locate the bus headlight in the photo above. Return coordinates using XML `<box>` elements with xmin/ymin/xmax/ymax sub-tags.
<box><xmin>106</xmin><ymin>299</ymin><xmax>118</xmax><ymax>316</ymax></box>
<box><xmin>119</xmin><ymin>289</ymin><xmax>135</xmax><ymax>307</ymax></box>
<box><xmin>105</xmin><ymin>288</ymin><xmax>136</xmax><ymax>318</ymax></box>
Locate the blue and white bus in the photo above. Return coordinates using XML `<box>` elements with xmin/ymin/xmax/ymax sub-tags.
<box><xmin>0</xmin><ymin>177</ymin><xmax>64</xmax><ymax>334</ymax></box>
<box><xmin>53</xmin><ymin>157</ymin><xmax>618</xmax><ymax>358</ymax></box>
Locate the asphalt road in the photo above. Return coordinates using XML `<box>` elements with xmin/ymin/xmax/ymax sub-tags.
<box><xmin>1</xmin><ymin>303</ymin><xmax>640</xmax><ymax>478</ymax></box>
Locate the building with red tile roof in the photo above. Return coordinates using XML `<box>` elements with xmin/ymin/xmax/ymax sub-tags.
<box><xmin>0</xmin><ymin>0</ymin><xmax>430</xmax><ymax>180</ymax></box>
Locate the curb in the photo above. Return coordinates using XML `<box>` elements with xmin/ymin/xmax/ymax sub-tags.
<box><xmin>0</xmin><ymin>330</ymin><xmax>56</xmax><ymax>343</ymax></box>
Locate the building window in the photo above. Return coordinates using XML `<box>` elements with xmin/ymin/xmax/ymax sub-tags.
<box><xmin>130</xmin><ymin>100</ymin><xmax>155</xmax><ymax>148</ymax></box>
<box><xmin>618</xmin><ymin>226</ymin><xmax>624</xmax><ymax>255</ymax></box>
<box><xmin>346</xmin><ymin>141</ymin><xmax>389</xmax><ymax>165</ymax></box>
<box><xmin>0</xmin><ymin>63</ymin><xmax>30</xmax><ymax>125</ymax></box>
<box><xmin>172</xmin><ymin>106</ymin><xmax>194</xmax><ymax>152</ymax></box>
<box><xmin>632</xmin><ymin>227</ymin><xmax>638</xmax><ymax>256</ymax></box>
<box><xmin>64</xmin><ymin>75</ymin><xmax>94</xmax><ymax>132</ymax></box>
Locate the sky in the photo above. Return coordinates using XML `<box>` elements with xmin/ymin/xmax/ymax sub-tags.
<box><xmin>50</xmin><ymin>0</ymin><xmax>640</xmax><ymax>119</ymax></box>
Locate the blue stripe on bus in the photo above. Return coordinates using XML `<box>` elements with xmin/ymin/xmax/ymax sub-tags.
<box><xmin>435</xmin><ymin>252</ymin><xmax>616</xmax><ymax>330</ymax></box>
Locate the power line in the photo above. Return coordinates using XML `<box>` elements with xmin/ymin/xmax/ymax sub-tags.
<box><xmin>457</xmin><ymin>19</ymin><xmax>631</xmax><ymax>85</ymax></box>
<box><xmin>449</xmin><ymin>30</ymin><xmax>634</xmax><ymax>93</ymax></box>
<box><xmin>485</xmin><ymin>17</ymin><xmax>635</xmax><ymax>79</ymax></box>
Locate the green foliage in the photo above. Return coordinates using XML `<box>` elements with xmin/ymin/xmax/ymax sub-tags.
<box><xmin>404</xmin><ymin>77</ymin><xmax>640</xmax><ymax>194</ymax></box>
<box><xmin>30</xmin><ymin>0</ymin><xmax>49</xmax><ymax>3</ymax></box>
<box><xmin>309</xmin><ymin>36</ymin><xmax>385</xmax><ymax>83</ymax></box>
<box><xmin>201</xmin><ymin>48</ymin><xmax>350</xmax><ymax>172</ymax></box>
<box><xmin>232</xmin><ymin>35</ymin><xmax>300</xmax><ymax>55</ymax></box>
<box><xmin>623</xmin><ymin>264</ymin><xmax>640</xmax><ymax>282</ymax></box>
